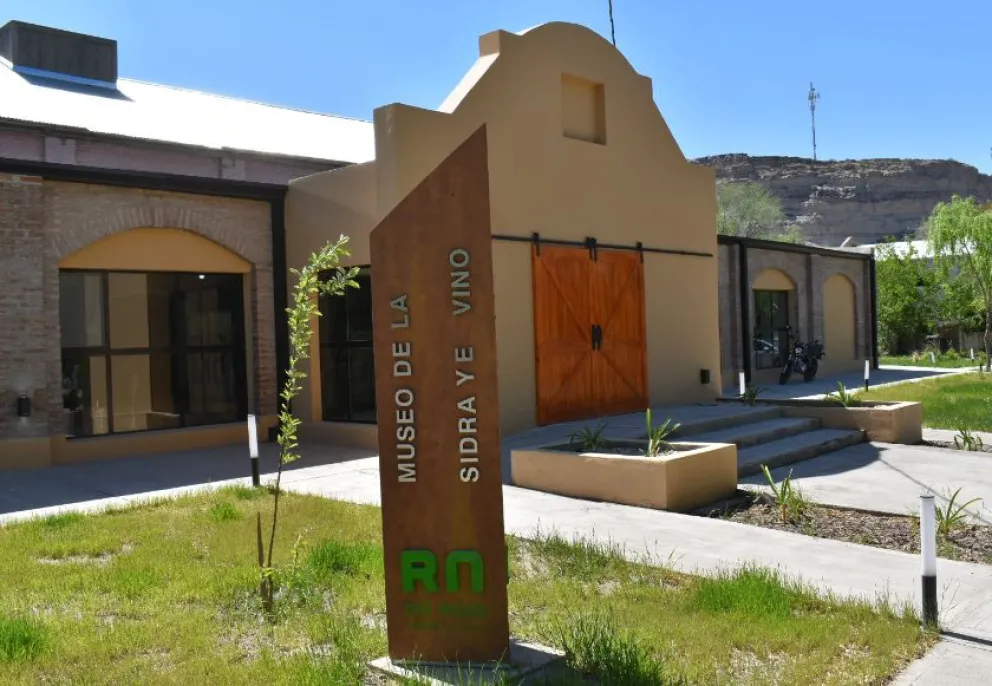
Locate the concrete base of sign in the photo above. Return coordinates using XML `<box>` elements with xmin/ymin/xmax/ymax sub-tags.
<box><xmin>366</xmin><ymin>639</ymin><xmax>565</xmax><ymax>684</ymax></box>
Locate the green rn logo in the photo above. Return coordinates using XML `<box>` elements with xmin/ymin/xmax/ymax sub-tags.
<box><xmin>401</xmin><ymin>550</ymin><xmax>484</xmax><ymax>593</ymax></box>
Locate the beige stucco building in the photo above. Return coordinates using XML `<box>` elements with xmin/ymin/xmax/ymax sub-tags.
<box><xmin>287</xmin><ymin>22</ymin><xmax>724</xmax><ymax>445</ymax></box>
<box><xmin>0</xmin><ymin>19</ymin><xmax>877</xmax><ymax>471</ymax></box>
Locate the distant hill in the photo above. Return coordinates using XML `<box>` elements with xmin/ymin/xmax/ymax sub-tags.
<box><xmin>693</xmin><ymin>153</ymin><xmax>992</xmax><ymax>247</ymax></box>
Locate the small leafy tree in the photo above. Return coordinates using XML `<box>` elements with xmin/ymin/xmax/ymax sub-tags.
<box><xmin>257</xmin><ymin>236</ymin><xmax>359</xmax><ymax>615</ymax></box>
<box><xmin>717</xmin><ymin>182</ymin><xmax>804</xmax><ymax>243</ymax></box>
<box><xmin>942</xmin><ymin>267</ymin><xmax>986</xmax><ymax>337</ymax></box>
<box><xmin>928</xmin><ymin>196</ymin><xmax>992</xmax><ymax>370</ymax></box>
<box><xmin>874</xmin><ymin>240</ymin><xmax>940</xmax><ymax>354</ymax></box>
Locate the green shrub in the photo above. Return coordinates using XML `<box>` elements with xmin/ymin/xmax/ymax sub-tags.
<box><xmin>759</xmin><ymin>465</ymin><xmax>810</xmax><ymax>524</ymax></box>
<box><xmin>935</xmin><ymin>488</ymin><xmax>982</xmax><ymax>538</ymax></box>
<box><xmin>824</xmin><ymin>382</ymin><xmax>862</xmax><ymax>407</ymax></box>
<box><xmin>954</xmin><ymin>429</ymin><xmax>984</xmax><ymax>452</ymax></box>
<box><xmin>568</xmin><ymin>423</ymin><xmax>608</xmax><ymax>451</ymax></box>
<box><xmin>644</xmin><ymin>409</ymin><xmax>680</xmax><ymax>457</ymax></box>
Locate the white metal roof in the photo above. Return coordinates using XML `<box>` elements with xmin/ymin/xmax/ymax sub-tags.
<box><xmin>0</xmin><ymin>61</ymin><xmax>375</xmax><ymax>164</ymax></box>
<box><xmin>853</xmin><ymin>240</ymin><xmax>933</xmax><ymax>258</ymax></box>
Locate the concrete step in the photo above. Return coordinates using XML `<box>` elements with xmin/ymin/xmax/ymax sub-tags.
<box><xmin>671</xmin><ymin>405</ymin><xmax>786</xmax><ymax>439</ymax></box>
<box><xmin>686</xmin><ymin>417</ymin><xmax>823</xmax><ymax>449</ymax></box>
<box><xmin>737</xmin><ymin>429</ymin><xmax>867</xmax><ymax>477</ymax></box>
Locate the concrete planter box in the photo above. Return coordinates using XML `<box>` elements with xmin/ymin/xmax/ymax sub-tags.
<box><xmin>736</xmin><ymin>399</ymin><xmax>923</xmax><ymax>444</ymax></box>
<box><xmin>510</xmin><ymin>440</ymin><xmax>738</xmax><ymax>513</ymax></box>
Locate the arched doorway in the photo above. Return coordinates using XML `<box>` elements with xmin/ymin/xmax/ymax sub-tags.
<box><xmin>752</xmin><ymin>268</ymin><xmax>796</xmax><ymax>373</ymax></box>
<box><xmin>57</xmin><ymin>228</ymin><xmax>252</xmax><ymax>438</ymax></box>
<box><xmin>823</xmin><ymin>273</ymin><xmax>857</xmax><ymax>372</ymax></box>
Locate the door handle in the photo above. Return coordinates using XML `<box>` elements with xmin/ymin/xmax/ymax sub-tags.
<box><xmin>591</xmin><ymin>324</ymin><xmax>602</xmax><ymax>351</ymax></box>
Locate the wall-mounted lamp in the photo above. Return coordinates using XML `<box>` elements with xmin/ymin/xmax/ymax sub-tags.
<box><xmin>699</xmin><ymin>369</ymin><xmax>711</xmax><ymax>385</ymax></box>
<box><xmin>16</xmin><ymin>395</ymin><xmax>31</xmax><ymax>417</ymax></box>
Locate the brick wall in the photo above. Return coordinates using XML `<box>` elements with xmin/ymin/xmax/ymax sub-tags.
<box><xmin>0</xmin><ymin>128</ymin><xmax>336</xmax><ymax>184</ymax></box>
<box><xmin>0</xmin><ymin>178</ymin><xmax>277</xmax><ymax>440</ymax></box>
<box><xmin>717</xmin><ymin>244</ymin><xmax>740</xmax><ymax>382</ymax></box>
<box><xmin>0</xmin><ymin>174</ymin><xmax>47</xmax><ymax>439</ymax></box>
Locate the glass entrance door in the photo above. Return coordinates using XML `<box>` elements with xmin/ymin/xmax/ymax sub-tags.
<box><xmin>753</xmin><ymin>290</ymin><xmax>790</xmax><ymax>370</ymax></box>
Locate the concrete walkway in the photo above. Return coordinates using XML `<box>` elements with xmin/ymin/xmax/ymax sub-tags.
<box><xmin>0</xmin><ymin>441</ymin><xmax>374</xmax><ymax>522</ymax></box>
<box><xmin>893</xmin><ymin>634</ymin><xmax>992</xmax><ymax>685</ymax></box>
<box><xmin>742</xmin><ymin>441</ymin><xmax>992</xmax><ymax>524</ymax></box>
<box><xmin>722</xmin><ymin>364</ymin><xmax>973</xmax><ymax>400</ymax></box>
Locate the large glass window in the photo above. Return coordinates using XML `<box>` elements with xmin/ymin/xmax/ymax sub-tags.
<box><xmin>59</xmin><ymin>270</ymin><xmax>248</xmax><ymax>437</ymax></box>
<box><xmin>319</xmin><ymin>268</ymin><xmax>376</xmax><ymax>423</ymax></box>
<box><xmin>753</xmin><ymin>290</ymin><xmax>791</xmax><ymax>370</ymax></box>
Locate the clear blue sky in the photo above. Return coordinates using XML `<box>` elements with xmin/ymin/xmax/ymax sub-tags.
<box><xmin>6</xmin><ymin>0</ymin><xmax>991</xmax><ymax>172</ymax></box>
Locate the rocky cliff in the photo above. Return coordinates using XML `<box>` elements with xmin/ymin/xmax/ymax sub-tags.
<box><xmin>694</xmin><ymin>154</ymin><xmax>992</xmax><ymax>247</ymax></box>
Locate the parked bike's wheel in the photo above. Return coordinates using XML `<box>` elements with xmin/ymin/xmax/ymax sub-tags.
<box><xmin>779</xmin><ymin>367</ymin><xmax>792</xmax><ymax>385</ymax></box>
<box><xmin>803</xmin><ymin>360</ymin><xmax>819</xmax><ymax>382</ymax></box>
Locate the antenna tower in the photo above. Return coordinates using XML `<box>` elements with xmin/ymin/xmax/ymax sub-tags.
<box><xmin>608</xmin><ymin>0</ymin><xmax>616</xmax><ymax>46</ymax></box>
<box><xmin>808</xmin><ymin>81</ymin><xmax>820</xmax><ymax>161</ymax></box>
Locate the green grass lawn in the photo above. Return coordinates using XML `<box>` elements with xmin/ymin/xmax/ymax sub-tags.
<box><xmin>881</xmin><ymin>354</ymin><xmax>986</xmax><ymax>369</ymax></box>
<box><xmin>0</xmin><ymin>488</ymin><xmax>931</xmax><ymax>685</ymax></box>
<box><xmin>861</xmin><ymin>371</ymin><xmax>992</xmax><ymax>431</ymax></box>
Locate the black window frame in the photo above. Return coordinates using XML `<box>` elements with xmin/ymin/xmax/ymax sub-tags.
<box><xmin>58</xmin><ymin>268</ymin><xmax>249</xmax><ymax>438</ymax></box>
<box><xmin>753</xmin><ymin>289</ymin><xmax>791</xmax><ymax>370</ymax></box>
<box><xmin>318</xmin><ymin>265</ymin><xmax>377</xmax><ymax>424</ymax></box>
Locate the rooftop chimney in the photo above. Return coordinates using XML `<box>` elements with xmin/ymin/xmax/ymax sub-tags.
<box><xmin>0</xmin><ymin>20</ymin><xmax>117</xmax><ymax>88</ymax></box>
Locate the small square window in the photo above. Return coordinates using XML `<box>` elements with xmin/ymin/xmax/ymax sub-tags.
<box><xmin>561</xmin><ymin>74</ymin><xmax>606</xmax><ymax>145</ymax></box>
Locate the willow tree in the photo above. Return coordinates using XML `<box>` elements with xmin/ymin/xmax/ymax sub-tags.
<box><xmin>927</xmin><ymin>195</ymin><xmax>992</xmax><ymax>370</ymax></box>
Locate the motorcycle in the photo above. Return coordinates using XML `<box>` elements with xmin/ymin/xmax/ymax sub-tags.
<box><xmin>779</xmin><ymin>339</ymin><xmax>825</xmax><ymax>385</ymax></box>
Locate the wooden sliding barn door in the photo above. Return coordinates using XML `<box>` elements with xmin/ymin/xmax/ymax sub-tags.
<box><xmin>532</xmin><ymin>245</ymin><xmax>648</xmax><ymax>426</ymax></box>
<box><xmin>532</xmin><ymin>246</ymin><xmax>595</xmax><ymax>425</ymax></box>
<box><xmin>590</xmin><ymin>250</ymin><xmax>649</xmax><ymax>417</ymax></box>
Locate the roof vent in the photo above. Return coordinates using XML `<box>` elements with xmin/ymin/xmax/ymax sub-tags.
<box><xmin>0</xmin><ymin>20</ymin><xmax>117</xmax><ymax>89</ymax></box>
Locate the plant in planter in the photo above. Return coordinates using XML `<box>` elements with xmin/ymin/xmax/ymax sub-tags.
<box><xmin>739</xmin><ymin>384</ymin><xmax>765</xmax><ymax>406</ymax></box>
<box><xmin>568</xmin><ymin>423</ymin><xmax>608</xmax><ymax>452</ymax></box>
<box><xmin>823</xmin><ymin>382</ymin><xmax>862</xmax><ymax>408</ymax></box>
<box><xmin>954</xmin><ymin>428</ymin><xmax>985</xmax><ymax>452</ymax></box>
<box><xmin>935</xmin><ymin>487</ymin><xmax>982</xmax><ymax>538</ymax></box>
<box><xmin>644</xmin><ymin>409</ymin><xmax>680</xmax><ymax>457</ymax></box>
<box><xmin>759</xmin><ymin>465</ymin><xmax>810</xmax><ymax>524</ymax></box>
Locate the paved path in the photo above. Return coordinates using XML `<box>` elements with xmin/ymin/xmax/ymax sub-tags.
<box><xmin>893</xmin><ymin>633</ymin><xmax>992</xmax><ymax>685</ymax></box>
<box><xmin>742</xmin><ymin>441</ymin><xmax>992</xmax><ymax>524</ymax></box>
<box><xmin>722</xmin><ymin>364</ymin><xmax>972</xmax><ymax>400</ymax></box>
<box><xmin>0</xmin><ymin>441</ymin><xmax>374</xmax><ymax>522</ymax></box>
